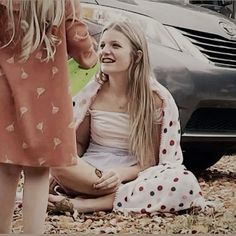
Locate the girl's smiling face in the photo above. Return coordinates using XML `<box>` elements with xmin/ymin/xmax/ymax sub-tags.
<box><xmin>99</xmin><ymin>29</ymin><xmax>133</xmax><ymax>76</ymax></box>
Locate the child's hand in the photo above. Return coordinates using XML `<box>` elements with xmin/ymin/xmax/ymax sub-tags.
<box><xmin>93</xmin><ymin>169</ymin><xmax>121</xmax><ymax>191</ymax></box>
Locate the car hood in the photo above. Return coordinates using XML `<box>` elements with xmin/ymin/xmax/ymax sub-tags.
<box><xmin>96</xmin><ymin>0</ymin><xmax>236</xmax><ymax>40</ymax></box>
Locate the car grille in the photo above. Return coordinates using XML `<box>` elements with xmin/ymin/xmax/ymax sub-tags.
<box><xmin>185</xmin><ymin>108</ymin><xmax>236</xmax><ymax>133</ymax></box>
<box><xmin>176</xmin><ymin>27</ymin><xmax>236</xmax><ymax>69</ymax></box>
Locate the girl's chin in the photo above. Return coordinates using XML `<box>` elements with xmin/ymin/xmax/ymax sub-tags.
<box><xmin>101</xmin><ymin>66</ymin><xmax>128</xmax><ymax>76</ymax></box>
<box><xmin>101</xmin><ymin>67</ymin><xmax>113</xmax><ymax>74</ymax></box>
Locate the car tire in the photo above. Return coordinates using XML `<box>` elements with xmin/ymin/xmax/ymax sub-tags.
<box><xmin>183</xmin><ymin>150</ymin><xmax>223</xmax><ymax>172</ymax></box>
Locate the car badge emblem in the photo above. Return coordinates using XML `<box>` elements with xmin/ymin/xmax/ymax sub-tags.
<box><xmin>219</xmin><ymin>20</ymin><xmax>236</xmax><ymax>39</ymax></box>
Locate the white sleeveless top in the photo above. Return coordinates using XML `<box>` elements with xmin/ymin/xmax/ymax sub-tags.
<box><xmin>90</xmin><ymin>108</ymin><xmax>162</xmax><ymax>149</ymax></box>
<box><xmin>90</xmin><ymin>110</ymin><xmax>129</xmax><ymax>149</ymax></box>
<box><xmin>81</xmin><ymin>109</ymin><xmax>163</xmax><ymax>170</ymax></box>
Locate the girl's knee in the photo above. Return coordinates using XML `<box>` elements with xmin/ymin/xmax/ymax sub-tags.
<box><xmin>0</xmin><ymin>164</ymin><xmax>21</xmax><ymax>177</ymax></box>
<box><xmin>23</xmin><ymin>166</ymin><xmax>49</xmax><ymax>178</ymax></box>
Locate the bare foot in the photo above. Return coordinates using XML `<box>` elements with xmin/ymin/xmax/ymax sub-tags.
<box><xmin>48</xmin><ymin>194</ymin><xmax>75</xmax><ymax>215</ymax></box>
<box><xmin>48</xmin><ymin>194</ymin><xmax>65</xmax><ymax>204</ymax></box>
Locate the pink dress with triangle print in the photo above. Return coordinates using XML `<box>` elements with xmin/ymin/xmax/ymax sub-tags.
<box><xmin>0</xmin><ymin>0</ymin><xmax>97</xmax><ymax>167</ymax></box>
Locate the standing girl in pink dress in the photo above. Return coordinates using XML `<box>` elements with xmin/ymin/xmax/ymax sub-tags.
<box><xmin>0</xmin><ymin>0</ymin><xmax>97</xmax><ymax>233</ymax></box>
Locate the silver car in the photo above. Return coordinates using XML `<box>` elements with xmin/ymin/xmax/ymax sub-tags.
<box><xmin>78</xmin><ymin>0</ymin><xmax>236</xmax><ymax>171</ymax></box>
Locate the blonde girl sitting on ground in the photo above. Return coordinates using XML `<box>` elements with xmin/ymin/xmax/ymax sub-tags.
<box><xmin>48</xmin><ymin>19</ymin><xmax>205</xmax><ymax>215</ymax></box>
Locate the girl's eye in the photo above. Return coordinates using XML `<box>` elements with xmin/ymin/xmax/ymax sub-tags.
<box><xmin>112</xmin><ymin>43</ymin><xmax>121</xmax><ymax>48</ymax></box>
<box><xmin>99</xmin><ymin>43</ymin><xmax>105</xmax><ymax>49</ymax></box>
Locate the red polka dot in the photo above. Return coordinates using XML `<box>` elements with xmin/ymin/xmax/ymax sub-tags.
<box><xmin>162</xmin><ymin>149</ymin><xmax>167</xmax><ymax>154</ymax></box>
<box><xmin>147</xmin><ymin>204</ymin><xmax>152</xmax><ymax>208</ymax></box>
<box><xmin>170</xmin><ymin>208</ymin><xmax>175</xmax><ymax>212</ymax></box>
<box><xmin>141</xmin><ymin>208</ymin><xmax>146</xmax><ymax>214</ymax></box>
<box><xmin>169</xmin><ymin>121</ymin><xmax>173</xmax><ymax>126</ymax></box>
<box><xmin>199</xmin><ymin>191</ymin><xmax>202</xmax><ymax>196</ymax></box>
<box><xmin>157</xmin><ymin>185</ymin><xmax>163</xmax><ymax>191</ymax></box>
<box><xmin>124</xmin><ymin>196</ymin><xmax>128</xmax><ymax>202</ymax></box>
<box><xmin>161</xmin><ymin>205</ymin><xmax>166</xmax><ymax>210</ymax></box>
<box><xmin>139</xmin><ymin>186</ymin><xmax>144</xmax><ymax>191</ymax></box>
<box><xmin>170</xmin><ymin>140</ymin><xmax>175</xmax><ymax>146</ymax></box>
<box><xmin>173</xmin><ymin>177</ymin><xmax>179</xmax><ymax>182</ymax></box>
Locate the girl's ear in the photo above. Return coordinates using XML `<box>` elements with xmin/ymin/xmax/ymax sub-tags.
<box><xmin>135</xmin><ymin>50</ymin><xmax>143</xmax><ymax>63</ymax></box>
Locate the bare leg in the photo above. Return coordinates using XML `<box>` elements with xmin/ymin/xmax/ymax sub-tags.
<box><xmin>23</xmin><ymin>166</ymin><xmax>49</xmax><ymax>234</ymax></box>
<box><xmin>49</xmin><ymin>192</ymin><xmax>115</xmax><ymax>213</ymax></box>
<box><xmin>51</xmin><ymin>158</ymin><xmax>114</xmax><ymax>196</ymax></box>
<box><xmin>0</xmin><ymin>164</ymin><xmax>21</xmax><ymax>234</ymax></box>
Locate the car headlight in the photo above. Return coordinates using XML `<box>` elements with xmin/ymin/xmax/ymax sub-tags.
<box><xmin>81</xmin><ymin>3</ymin><xmax>180</xmax><ymax>50</ymax></box>
<box><xmin>165</xmin><ymin>26</ymin><xmax>210</xmax><ymax>63</ymax></box>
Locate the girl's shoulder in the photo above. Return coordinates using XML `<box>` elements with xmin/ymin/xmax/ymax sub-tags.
<box><xmin>152</xmin><ymin>92</ymin><xmax>163</xmax><ymax>109</ymax></box>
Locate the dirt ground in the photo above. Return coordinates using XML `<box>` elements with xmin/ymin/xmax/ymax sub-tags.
<box><xmin>12</xmin><ymin>155</ymin><xmax>236</xmax><ymax>234</ymax></box>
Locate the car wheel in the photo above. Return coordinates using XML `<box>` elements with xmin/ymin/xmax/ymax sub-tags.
<box><xmin>183</xmin><ymin>151</ymin><xmax>223</xmax><ymax>172</ymax></box>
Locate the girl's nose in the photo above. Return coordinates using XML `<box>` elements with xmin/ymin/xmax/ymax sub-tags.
<box><xmin>101</xmin><ymin>45</ymin><xmax>111</xmax><ymax>55</ymax></box>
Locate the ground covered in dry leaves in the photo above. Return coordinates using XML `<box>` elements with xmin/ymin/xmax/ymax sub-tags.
<box><xmin>13</xmin><ymin>155</ymin><xmax>236</xmax><ymax>234</ymax></box>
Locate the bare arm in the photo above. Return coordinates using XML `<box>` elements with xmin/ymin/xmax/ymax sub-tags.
<box><xmin>65</xmin><ymin>0</ymin><xmax>98</xmax><ymax>68</ymax></box>
<box><xmin>113</xmin><ymin>165</ymin><xmax>141</xmax><ymax>183</ymax></box>
<box><xmin>76</xmin><ymin>114</ymin><xmax>90</xmax><ymax>157</ymax></box>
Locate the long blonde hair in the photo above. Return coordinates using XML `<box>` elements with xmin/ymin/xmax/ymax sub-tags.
<box><xmin>98</xmin><ymin>20</ymin><xmax>157</xmax><ymax>169</ymax></box>
<box><xmin>0</xmin><ymin>0</ymin><xmax>75</xmax><ymax>62</ymax></box>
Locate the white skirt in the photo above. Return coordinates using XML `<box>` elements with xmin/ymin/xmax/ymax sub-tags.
<box><xmin>82</xmin><ymin>142</ymin><xmax>137</xmax><ymax>171</ymax></box>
